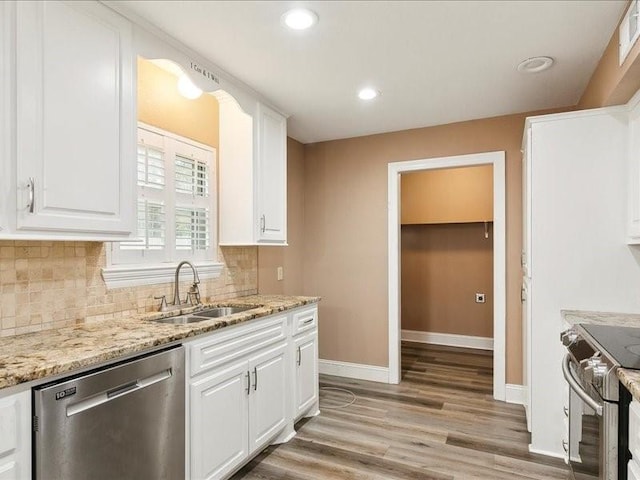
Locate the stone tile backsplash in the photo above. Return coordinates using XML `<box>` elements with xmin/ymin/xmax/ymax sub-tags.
<box><xmin>0</xmin><ymin>241</ymin><xmax>257</xmax><ymax>337</ymax></box>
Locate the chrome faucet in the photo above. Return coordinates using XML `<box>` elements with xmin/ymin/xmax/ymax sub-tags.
<box><xmin>173</xmin><ymin>261</ymin><xmax>201</xmax><ymax>307</ymax></box>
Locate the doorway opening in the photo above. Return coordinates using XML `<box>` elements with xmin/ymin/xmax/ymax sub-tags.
<box><xmin>388</xmin><ymin>152</ymin><xmax>506</xmax><ymax>401</ymax></box>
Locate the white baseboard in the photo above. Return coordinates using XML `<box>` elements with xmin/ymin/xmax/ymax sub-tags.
<box><xmin>402</xmin><ymin>329</ymin><xmax>493</xmax><ymax>350</ymax></box>
<box><xmin>319</xmin><ymin>359</ymin><xmax>389</xmax><ymax>383</ymax></box>
<box><xmin>505</xmin><ymin>384</ymin><xmax>525</xmax><ymax>405</ymax></box>
<box><xmin>528</xmin><ymin>445</ymin><xmax>565</xmax><ymax>460</ymax></box>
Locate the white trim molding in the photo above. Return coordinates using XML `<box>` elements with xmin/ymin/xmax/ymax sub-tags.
<box><xmin>319</xmin><ymin>359</ymin><xmax>389</xmax><ymax>384</ymax></box>
<box><xmin>388</xmin><ymin>151</ymin><xmax>507</xmax><ymax>402</ymax></box>
<box><xmin>102</xmin><ymin>261</ymin><xmax>224</xmax><ymax>289</ymax></box>
<box><xmin>401</xmin><ymin>330</ymin><xmax>493</xmax><ymax>350</ymax></box>
<box><xmin>505</xmin><ymin>384</ymin><xmax>525</xmax><ymax>405</ymax></box>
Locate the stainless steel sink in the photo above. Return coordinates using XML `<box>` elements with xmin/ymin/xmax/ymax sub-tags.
<box><xmin>153</xmin><ymin>316</ymin><xmax>211</xmax><ymax>325</ymax></box>
<box><xmin>197</xmin><ymin>306</ymin><xmax>254</xmax><ymax>318</ymax></box>
<box><xmin>153</xmin><ymin>306</ymin><xmax>256</xmax><ymax>325</ymax></box>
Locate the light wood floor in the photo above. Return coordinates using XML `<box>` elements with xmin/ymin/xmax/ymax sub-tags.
<box><xmin>232</xmin><ymin>342</ymin><xmax>570</xmax><ymax>480</ymax></box>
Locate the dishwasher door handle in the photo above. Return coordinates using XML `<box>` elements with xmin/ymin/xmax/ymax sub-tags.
<box><xmin>67</xmin><ymin>368</ymin><xmax>173</xmax><ymax>417</ymax></box>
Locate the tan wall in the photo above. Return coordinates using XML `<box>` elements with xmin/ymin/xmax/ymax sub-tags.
<box><xmin>401</xmin><ymin>223</ymin><xmax>493</xmax><ymax>338</ymax></box>
<box><xmin>579</xmin><ymin>3</ymin><xmax>640</xmax><ymax>109</ymax></box>
<box><xmin>258</xmin><ymin>138</ymin><xmax>306</xmax><ymax>295</ymax></box>
<box><xmin>137</xmin><ymin>58</ymin><xmax>220</xmax><ymax>148</ymax></box>
<box><xmin>302</xmin><ymin>109</ymin><xmax>565</xmax><ymax>383</ymax></box>
<box><xmin>401</xmin><ymin>165</ymin><xmax>493</xmax><ymax>224</ymax></box>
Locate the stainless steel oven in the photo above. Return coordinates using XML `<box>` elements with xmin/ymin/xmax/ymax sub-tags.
<box><xmin>562</xmin><ymin>351</ymin><xmax>618</xmax><ymax>479</ymax></box>
<box><xmin>561</xmin><ymin>326</ymin><xmax>630</xmax><ymax>480</ymax></box>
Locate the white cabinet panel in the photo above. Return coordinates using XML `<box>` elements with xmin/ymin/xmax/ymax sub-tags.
<box><xmin>294</xmin><ymin>331</ymin><xmax>318</xmax><ymax>419</ymax></box>
<box><xmin>190</xmin><ymin>361</ymin><xmax>249</xmax><ymax>480</ymax></box>
<box><xmin>248</xmin><ymin>342</ymin><xmax>287</xmax><ymax>452</ymax></box>
<box><xmin>630</xmin><ymin>459</ymin><xmax>640</xmax><ymax>480</ymax></box>
<box><xmin>628</xmin><ymin>97</ymin><xmax>640</xmax><ymax>243</ymax></box>
<box><xmin>524</xmin><ymin>107</ymin><xmax>640</xmax><ymax>457</ymax></box>
<box><xmin>13</xmin><ymin>1</ymin><xmax>134</xmax><ymax>237</ymax></box>
<box><xmin>217</xmin><ymin>93</ymin><xmax>287</xmax><ymax>246</ymax></box>
<box><xmin>256</xmin><ymin>103</ymin><xmax>287</xmax><ymax>244</ymax></box>
<box><xmin>0</xmin><ymin>390</ymin><xmax>31</xmax><ymax>480</ymax></box>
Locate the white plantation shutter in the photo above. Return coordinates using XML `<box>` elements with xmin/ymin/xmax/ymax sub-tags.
<box><xmin>112</xmin><ymin>124</ymin><xmax>216</xmax><ymax>265</ymax></box>
<box><xmin>175</xmin><ymin>207</ymin><xmax>209</xmax><ymax>251</ymax></box>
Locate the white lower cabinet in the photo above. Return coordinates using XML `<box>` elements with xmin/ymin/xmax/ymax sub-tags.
<box><xmin>190</xmin><ymin>360</ymin><xmax>250</xmax><ymax>480</ymax></box>
<box><xmin>294</xmin><ymin>331</ymin><xmax>319</xmax><ymax>419</ymax></box>
<box><xmin>0</xmin><ymin>389</ymin><xmax>31</xmax><ymax>480</ymax></box>
<box><xmin>248</xmin><ymin>343</ymin><xmax>287</xmax><ymax>451</ymax></box>
<box><xmin>187</xmin><ymin>304</ymin><xmax>318</xmax><ymax>480</ymax></box>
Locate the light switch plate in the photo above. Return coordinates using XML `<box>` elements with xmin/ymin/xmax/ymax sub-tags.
<box><xmin>277</xmin><ymin>266</ymin><xmax>284</xmax><ymax>281</ymax></box>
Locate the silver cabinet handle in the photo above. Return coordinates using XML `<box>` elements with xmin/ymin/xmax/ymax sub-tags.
<box><xmin>246</xmin><ymin>371</ymin><xmax>251</xmax><ymax>395</ymax></box>
<box><xmin>253</xmin><ymin>367</ymin><xmax>258</xmax><ymax>391</ymax></box>
<box><xmin>562</xmin><ymin>440</ymin><xmax>568</xmax><ymax>453</ymax></box>
<box><xmin>28</xmin><ymin>177</ymin><xmax>35</xmax><ymax>213</ymax></box>
<box><xmin>301</xmin><ymin>318</ymin><xmax>314</xmax><ymax>325</ymax></box>
<box><xmin>260</xmin><ymin>214</ymin><xmax>266</xmax><ymax>233</ymax></box>
<box><xmin>297</xmin><ymin>346</ymin><xmax>302</xmax><ymax>366</ymax></box>
<box><xmin>563</xmin><ymin>406</ymin><xmax>569</xmax><ymax>417</ymax></box>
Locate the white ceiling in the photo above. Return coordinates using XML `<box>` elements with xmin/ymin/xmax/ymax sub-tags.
<box><xmin>112</xmin><ymin>1</ymin><xmax>626</xmax><ymax>144</ymax></box>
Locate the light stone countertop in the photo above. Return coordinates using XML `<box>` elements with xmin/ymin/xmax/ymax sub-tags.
<box><xmin>562</xmin><ymin>310</ymin><xmax>640</xmax><ymax>327</ymax></box>
<box><xmin>0</xmin><ymin>294</ymin><xmax>320</xmax><ymax>391</ymax></box>
<box><xmin>562</xmin><ymin>309</ymin><xmax>640</xmax><ymax>401</ymax></box>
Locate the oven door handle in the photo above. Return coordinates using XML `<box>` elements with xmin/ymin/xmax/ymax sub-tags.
<box><xmin>562</xmin><ymin>354</ymin><xmax>603</xmax><ymax>417</ymax></box>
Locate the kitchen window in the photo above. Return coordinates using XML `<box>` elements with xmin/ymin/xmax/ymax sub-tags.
<box><xmin>103</xmin><ymin>124</ymin><xmax>223</xmax><ymax>288</ymax></box>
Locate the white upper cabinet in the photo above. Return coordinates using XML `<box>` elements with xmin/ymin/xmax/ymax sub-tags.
<box><xmin>216</xmin><ymin>92</ymin><xmax>287</xmax><ymax>246</ymax></box>
<box><xmin>628</xmin><ymin>92</ymin><xmax>640</xmax><ymax>244</ymax></box>
<box><xmin>256</xmin><ymin>103</ymin><xmax>287</xmax><ymax>244</ymax></box>
<box><xmin>1</xmin><ymin>1</ymin><xmax>135</xmax><ymax>240</ymax></box>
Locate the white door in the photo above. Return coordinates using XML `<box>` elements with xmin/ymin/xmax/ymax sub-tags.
<box><xmin>294</xmin><ymin>332</ymin><xmax>319</xmax><ymax>418</ymax></box>
<box><xmin>190</xmin><ymin>361</ymin><xmax>249</xmax><ymax>480</ymax></box>
<box><xmin>248</xmin><ymin>342</ymin><xmax>287</xmax><ymax>452</ymax></box>
<box><xmin>15</xmin><ymin>1</ymin><xmax>134</xmax><ymax>236</ymax></box>
<box><xmin>256</xmin><ymin>103</ymin><xmax>286</xmax><ymax>244</ymax></box>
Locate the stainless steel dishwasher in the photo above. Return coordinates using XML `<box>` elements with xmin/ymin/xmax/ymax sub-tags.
<box><xmin>33</xmin><ymin>345</ymin><xmax>185</xmax><ymax>480</ymax></box>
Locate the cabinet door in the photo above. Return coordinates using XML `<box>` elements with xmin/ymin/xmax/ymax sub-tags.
<box><xmin>628</xmin><ymin>103</ymin><xmax>640</xmax><ymax>243</ymax></box>
<box><xmin>15</xmin><ymin>1</ymin><xmax>134</xmax><ymax>236</ymax></box>
<box><xmin>0</xmin><ymin>390</ymin><xmax>31</xmax><ymax>480</ymax></box>
<box><xmin>256</xmin><ymin>103</ymin><xmax>286</xmax><ymax>244</ymax></box>
<box><xmin>190</xmin><ymin>361</ymin><xmax>250</xmax><ymax>480</ymax></box>
<box><xmin>248</xmin><ymin>342</ymin><xmax>287</xmax><ymax>453</ymax></box>
<box><xmin>294</xmin><ymin>331</ymin><xmax>319</xmax><ymax>419</ymax></box>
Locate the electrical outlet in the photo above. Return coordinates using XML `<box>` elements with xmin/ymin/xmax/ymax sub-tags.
<box><xmin>475</xmin><ymin>293</ymin><xmax>486</xmax><ymax>303</ymax></box>
<box><xmin>277</xmin><ymin>266</ymin><xmax>284</xmax><ymax>281</ymax></box>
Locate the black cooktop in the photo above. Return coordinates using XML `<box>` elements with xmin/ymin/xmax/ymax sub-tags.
<box><xmin>582</xmin><ymin>324</ymin><xmax>640</xmax><ymax>369</ymax></box>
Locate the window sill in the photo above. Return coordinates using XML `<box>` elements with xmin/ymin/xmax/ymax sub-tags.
<box><xmin>101</xmin><ymin>261</ymin><xmax>224</xmax><ymax>290</ymax></box>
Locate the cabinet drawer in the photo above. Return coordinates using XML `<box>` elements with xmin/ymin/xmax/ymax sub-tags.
<box><xmin>292</xmin><ymin>306</ymin><xmax>317</xmax><ymax>336</ymax></box>
<box><xmin>631</xmin><ymin>400</ymin><xmax>640</xmax><ymax>460</ymax></box>
<box><xmin>189</xmin><ymin>315</ymin><xmax>287</xmax><ymax>377</ymax></box>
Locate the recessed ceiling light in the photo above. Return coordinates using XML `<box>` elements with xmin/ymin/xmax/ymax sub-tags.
<box><xmin>282</xmin><ymin>8</ymin><xmax>318</xmax><ymax>30</ymax></box>
<box><xmin>358</xmin><ymin>87</ymin><xmax>380</xmax><ymax>101</ymax></box>
<box><xmin>177</xmin><ymin>75</ymin><xmax>203</xmax><ymax>99</ymax></box>
<box><xmin>517</xmin><ymin>56</ymin><xmax>554</xmax><ymax>74</ymax></box>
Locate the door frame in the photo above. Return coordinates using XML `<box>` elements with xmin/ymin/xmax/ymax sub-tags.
<box><xmin>387</xmin><ymin>151</ymin><xmax>506</xmax><ymax>401</ymax></box>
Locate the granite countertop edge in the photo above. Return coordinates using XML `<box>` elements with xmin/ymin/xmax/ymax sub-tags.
<box><xmin>0</xmin><ymin>294</ymin><xmax>320</xmax><ymax>391</ymax></box>
<box><xmin>561</xmin><ymin>309</ymin><xmax>640</xmax><ymax>401</ymax></box>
